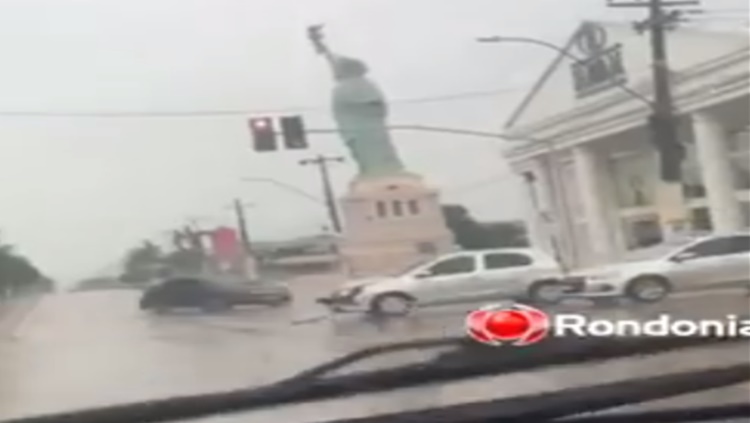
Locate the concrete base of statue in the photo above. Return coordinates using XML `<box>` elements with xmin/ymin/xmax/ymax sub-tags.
<box><xmin>338</xmin><ymin>172</ymin><xmax>454</xmax><ymax>277</ymax></box>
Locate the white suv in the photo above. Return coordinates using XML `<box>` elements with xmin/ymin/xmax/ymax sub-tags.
<box><xmin>578</xmin><ymin>232</ymin><xmax>750</xmax><ymax>302</ymax></box>
<box><xmin>318</xmin><ymin>248</ymin><xmax>575</xmax><ymax>316</ymax></box>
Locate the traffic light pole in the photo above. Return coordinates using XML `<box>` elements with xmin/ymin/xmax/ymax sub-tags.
<box><xmin>300</xmin><ymin>155</ymin><xmax>345</xmax><ymax>234</ymax></box>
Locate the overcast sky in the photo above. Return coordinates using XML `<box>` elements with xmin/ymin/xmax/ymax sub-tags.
<box><xmin>0</xmin><ymin>0</ymin><xmax>745</xmax><ymax>284</ymax></box>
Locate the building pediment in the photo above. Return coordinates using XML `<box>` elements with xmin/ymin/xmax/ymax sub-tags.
<box><xmin>504</xmin><ymin>21</ymin><xmax>749</xmax><ymax>136</ymax></box>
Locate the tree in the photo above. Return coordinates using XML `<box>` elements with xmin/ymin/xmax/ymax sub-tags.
<box><xmin>119</xmin><ymin>241</ymin><xmax>164</xmax><ymax>284</ymax></box>
<box><xmin>442</xmin><ymin>205</ymin><xmax>490</xmax><ymax>249</ymax></box>
<box><xmin>441</xmin><ymin>204</ymin><xmax>529</xmax><ymax>250</ymax></box>
<box><xmin>0</xmin><ymin>234</ymin><xmax>49</xmax><ymax>297</ymax></box>
<box><xmin>481</xmin><ymin>221</ymin><xmax>529</xmax><ymax>248</ymax></box>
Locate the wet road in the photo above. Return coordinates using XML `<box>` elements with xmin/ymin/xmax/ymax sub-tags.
<box><xmin>0</xmin><ymin>281</ymin><xmax>748</xmax><ymax>423</ymax></box>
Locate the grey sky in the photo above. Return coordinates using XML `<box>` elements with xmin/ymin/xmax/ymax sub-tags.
<box><xmin>0</xmin><ymin>0</ymin><xmax>745</xmax><ymax>284</ymax></box>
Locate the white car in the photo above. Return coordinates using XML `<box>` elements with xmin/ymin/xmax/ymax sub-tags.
<box><xmin>578</xmin><ymin>232</ymin><xmax>750</xmax><ymax>303</ymax></box>
<box><xmin>318</xmin><ymin>248</ymin><xmax>580</xmax><ymax>316</ymax></box>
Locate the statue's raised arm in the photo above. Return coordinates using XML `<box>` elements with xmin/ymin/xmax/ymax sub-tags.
<box><xmin>307</xmin><ymin>25</ymin><xmax>335</xmax><ymax>66</ymax></box>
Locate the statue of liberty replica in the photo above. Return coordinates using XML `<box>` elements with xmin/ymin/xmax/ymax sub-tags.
<box><xmin>307</xmin><ymin>25</ymin><xmax>452</xmax><ymax>277</ymax></box>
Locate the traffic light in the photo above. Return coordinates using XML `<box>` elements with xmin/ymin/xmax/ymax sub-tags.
<box><xmin>249</xmin><ymin>117</ymin><xmax>277</xmax><ymax>152</ymax></box>
<box><xmin>280</xmin><ymin>115</ymin><xmax>308</xmax><ymax>149</ymax></box>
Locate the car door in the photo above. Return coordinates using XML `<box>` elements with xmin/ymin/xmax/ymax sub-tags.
<box><xmin>412</xmin><ymin>255</ymin><xmax>479</xmax><ymax>305</ymax></box>
<box><xmin>238</xmin><ymin>281</ymin><xmax>286</xmax><ymax>303</ymax></box>
<box><xmin>473</xmin><ymin>252</ymin><xmax>536</xmax><ymax>300</ymax></box>
<box><xmin>161</xmin><ymin>278</ymin><xmax>208</xmax><ymax>307</ymax></box>
<box><xmin>666</xmin><ymin>236</ymin><xmax>750</xmax><ymax>290</ymax></box>
<box><xmin>725</xmin><ymin>235</ymin><xmax>750</xmax><ymax>287</ymax></box>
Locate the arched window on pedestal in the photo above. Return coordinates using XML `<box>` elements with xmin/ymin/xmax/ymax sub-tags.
<box><xmin>392</xmin><ymin>200</ymin><xmax>404</xmax><ymax>217</ymax></box>
<box><xmin>407</xmin><ymin>200</ymin><xmax>420</xmax><ymax>215</ymax></box>
<box><xmin>375</xmin><ymin>201</ymin><xmax>388</xmax><ymax>218</ymax></box>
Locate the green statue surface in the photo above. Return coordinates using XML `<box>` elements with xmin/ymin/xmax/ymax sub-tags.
<box><xmin>308</xmin><ymin>25</ymin><xmax>406</xmax><ymax>178</ymax></box>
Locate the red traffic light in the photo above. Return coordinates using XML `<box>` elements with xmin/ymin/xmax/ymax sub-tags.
<box><xmin>249</xmin><ymin>117</ymin><xmax>277</xmax><ymax>152</ymax></box>
<box><xmin>251</xmin><ymin>118</ymin><xmax>270</xmax><ymax>130</ymax></box>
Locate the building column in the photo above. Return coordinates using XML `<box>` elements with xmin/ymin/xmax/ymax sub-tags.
<box><xmin>691</xmin><ymin>112</ymin><xmax>742</xmax><ymax>232</ymax></box>
<box><xmin>518</xmin><ymin>165</ymin><xmax>551</xmax><ymax>254</ymax></box>
<box><xmin>573</xmin><ymin>145</ymin><xmax>615</xmax><ymax>265</ymax></box>
<box><xmin>513</xmin><ymin>159</ymin><xmax>565</xmax><ymax>266</ymax></box>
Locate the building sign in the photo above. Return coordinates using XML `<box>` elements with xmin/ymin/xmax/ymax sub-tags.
<box><xmin>570</xmin><ymin>23</ymin><xmax>626</xmax><ymax>97</ymax></box>
<box><xmin>210</xmin><ymin>226</ymin><xmax>241</xmax><ymax>262</ymax></box>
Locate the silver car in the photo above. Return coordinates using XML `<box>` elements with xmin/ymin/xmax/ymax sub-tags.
<box><xmin>578</xmin><ymin>232</ymin><xmax>750</xmax><ymax>302</ymax></box>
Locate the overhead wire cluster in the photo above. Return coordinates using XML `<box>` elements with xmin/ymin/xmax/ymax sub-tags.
<box><xmin>674</xmin><ymin>6</ymin><xmax>749</xmax><ymax>26</ymax></box>
<box><xmin>0</xmin><ymin>87</ymin><xmax>525</xmax><ymax>119</ymax></box>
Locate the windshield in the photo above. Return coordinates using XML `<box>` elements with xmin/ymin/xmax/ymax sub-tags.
<box><xmin>391</xmin><ymin>258</ymin><xmax>433</xmax><ymax>276</ymax></box>
<box><xmin>2</xmin><ymin>1</ymin><xmax>749</xmax><ymax>422</ymax></box>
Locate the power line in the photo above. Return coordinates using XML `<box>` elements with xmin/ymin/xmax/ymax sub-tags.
<box><xmin>0</xmin><ymin>87</ymin><xmax>525</xmax><ymax>119</ymax></box>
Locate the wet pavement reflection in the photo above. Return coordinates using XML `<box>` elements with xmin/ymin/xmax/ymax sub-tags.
<box><xmin>0</xmin><ymin>283</ymin><xmax>748</xmax><ymax>422</ymax></box>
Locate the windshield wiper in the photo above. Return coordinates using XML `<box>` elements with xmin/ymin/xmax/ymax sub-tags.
<box><xmin>2</xmin><ymin>331</ymin><xmax>748</xmax><ymax>423</ymax></box>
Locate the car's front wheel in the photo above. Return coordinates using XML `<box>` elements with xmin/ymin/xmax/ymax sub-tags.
<box><xmin>369</xmin><ymin>293</ymin><xmax>415</xmax><ymax>317</ymax></box>
<box><xmin>625</xmin><ymin>276</ymin><xmax>671</xmax><ymax>303</ymax></box>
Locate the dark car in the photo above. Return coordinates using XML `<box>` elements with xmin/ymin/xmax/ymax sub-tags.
<box><xmin>139</xmin><ymin>277</ymin><xmax>292</xmax><ymax>313</ymax></box>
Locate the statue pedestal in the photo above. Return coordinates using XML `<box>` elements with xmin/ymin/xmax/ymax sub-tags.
<box><xmin>338</xmin><ymin>173</ymin><xmax>454</xmax><ymax>277</ymax></box>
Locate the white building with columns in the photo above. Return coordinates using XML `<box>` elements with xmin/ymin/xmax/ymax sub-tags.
<box><xmin>503</xmin><ymin>21</ymin><xmax>749</xmax><ymax>269</ymax></box>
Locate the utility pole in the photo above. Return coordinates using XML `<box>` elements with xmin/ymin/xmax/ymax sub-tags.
<box><xmin>233</xmin><ymin>199</ymin><xmax>253</xmax><ymax>252</ymax></box>
<box><xmin>300</xmin><ymin>155</ymin><xmax>345</xmax><ymax>233</ymax></box>
<box><xmin>608</xmin><ymin>0</ymin><xmax>699</xmax><ymax>236</ymax></box>
<box><xmin>230</xmin><ymin>199</ymin><xmax>256</xmax><ymax>278</ymax></box>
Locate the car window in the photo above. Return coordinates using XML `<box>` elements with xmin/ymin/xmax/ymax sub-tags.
<box><xmin>483</xmin><ymin>253</ymin><xmax>532</xmax><ymax>269</ymax></box>
<box><xmin>426</xmin><ymin>256</ymin><xmax>476</xmax><ymax>276</ymax></box>
<box><xmin>163</xmin><ymin>278</ymin><xmax>205</xmax><ymax>292</ymax></box>
<box><xmin>730</xmin><ymin>235</ymin><xmax>750</xmax><ymax>253</ymax></box>
<box><xmin>681</xmin><ymin>236</ymin><xmax>750</xmax><ymax>258</ymax></box>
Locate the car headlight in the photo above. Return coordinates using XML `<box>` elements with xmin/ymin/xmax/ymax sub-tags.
<box><xmin>336</xmin><ymin>286</ymin><xmax>363</xmax><ymax>298</ymax></box>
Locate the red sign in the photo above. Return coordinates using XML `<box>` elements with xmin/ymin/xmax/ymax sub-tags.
<box><xmin>210</xmin><ymin>227</ymin><xmax>241</xmax><ymax>262</ymax></box>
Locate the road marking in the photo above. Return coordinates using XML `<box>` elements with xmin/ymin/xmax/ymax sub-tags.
<box><xmin>670</xmin><ymin>287</ymin><xmax>748</xmax><ymax>299</ymax></box>
<box><xmin>291</xmin><ymin>315</ymin><xmax>330</xmax><ymax>325</ymax></box>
